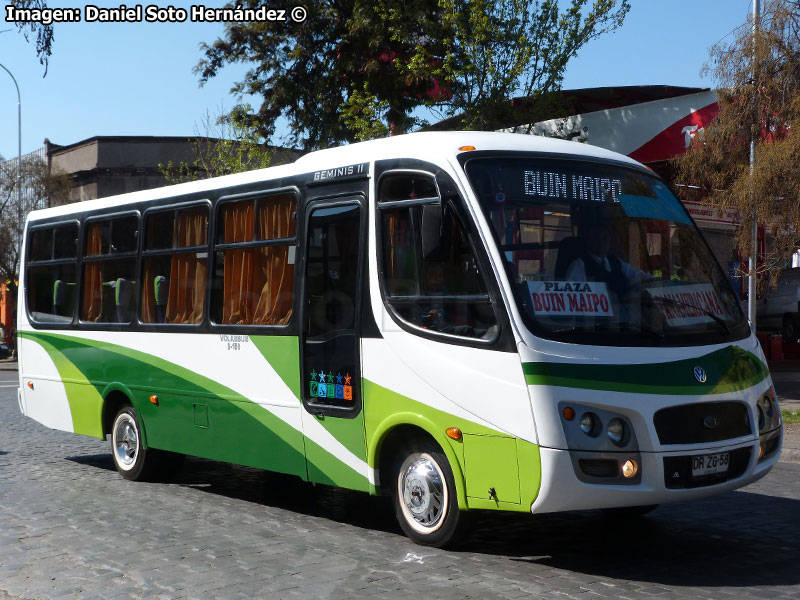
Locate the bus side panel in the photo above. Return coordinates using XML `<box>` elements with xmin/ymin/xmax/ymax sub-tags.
<box><xmin>362</xmin><ymin>337</ymin><xmax>541</xmax><ymax>512</ymax></box>
<box><xmin>19</xmin><ymin>331</ymin><xmax>309</xmax><ymax>477</ymax></box>
<box><xmin>18</xmin><ymin>335</ymin><xmax>77</xmax><ymax>434</ymax></box>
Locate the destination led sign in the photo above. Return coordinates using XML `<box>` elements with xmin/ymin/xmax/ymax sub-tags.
<box><xmin>523</xmin><ymin>170</ymin><xmax>623</xmax><ymax>203</ymax></box>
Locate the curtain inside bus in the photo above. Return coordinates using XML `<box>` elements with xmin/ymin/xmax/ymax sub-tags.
<box><xmin>221</xmin><ymin>196</ymin><xmax>294</xmax><ymax>325</ymax></box>
<box><xmin>165</xmin><ymin>207</ymin><xmax>207</xmax><ymax>324</ymax></box>
<box><xmin>82</xmin><ymin>223</ymin><xmax>104</xmax><ymax>322</ymax></box>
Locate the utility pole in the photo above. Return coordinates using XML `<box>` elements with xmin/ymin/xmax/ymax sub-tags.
<box><xmin>747</xmin><ymin>0</ymin><xmax>761</xmax><ymax>327</ymax></box>
<box><xmin>0</xmin><ymin>62</ymin><xmax>22</xmax><ymax>235</ymax></box>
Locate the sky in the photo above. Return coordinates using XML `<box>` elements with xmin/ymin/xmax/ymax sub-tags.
<box><xmin>0</xmin><ymin>0</ymin><xmax>757</xmax><ymax>160</ymax></box>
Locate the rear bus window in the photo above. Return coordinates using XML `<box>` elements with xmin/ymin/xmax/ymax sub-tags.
<box><xmin>26</xmin><ymin>222</ymin><xmax>79</xmax><ymax>323</ymax></box>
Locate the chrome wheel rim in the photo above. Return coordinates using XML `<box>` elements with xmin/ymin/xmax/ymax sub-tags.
<box><xmin>398</xmin><ymin>453</ymin><xmax>447</xmax><ymax>534</ymax></box>
<box><xmin>112</xmin><ymin>413</ymin><xmax>139</xmax><ymax>471</ymax></box>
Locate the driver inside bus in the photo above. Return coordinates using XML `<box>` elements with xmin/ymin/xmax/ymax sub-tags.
<box><xmin>565</xmin><ymin>223</ymin><xmax>650</xmax><ymax>299</ymax></box>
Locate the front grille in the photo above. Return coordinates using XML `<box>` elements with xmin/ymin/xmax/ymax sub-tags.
<box><xmin>654</xmin><ymin>402</ymin><xmax>751</xmax><ymax>445</ymax></box>
<box><xmin>578</xmin><ymin>459</ymin><xmax>618</xmax><ymax>478</ymax></box>
<box><xmin>663</xmin><ymin>446</ymin><xmax>751</xmax><ymax>489</ymax></box>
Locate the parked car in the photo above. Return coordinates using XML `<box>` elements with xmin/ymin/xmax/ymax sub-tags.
<box><xmin>756</xmin><ymin>267</ymin><xmax>800</xmax><ymax>342</ymax></box>
<box><xmin>0</xmin><ymin>339</ymin><xmax>10</xmax><ymax>359</ymax></box>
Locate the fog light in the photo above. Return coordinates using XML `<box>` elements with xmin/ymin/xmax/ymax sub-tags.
<box><xmin>621</xmin><ymin>459</ymin><xmax>639</xmax><ymax>479</ymax></box>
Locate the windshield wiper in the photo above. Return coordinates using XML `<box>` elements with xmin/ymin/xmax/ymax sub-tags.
<box><xmin>648</xmin><ymin>294</ymin><xmax>730</xmax><ymax>336</ymax></box>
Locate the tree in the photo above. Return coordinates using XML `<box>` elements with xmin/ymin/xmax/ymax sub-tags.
<box><xmin>159</xmin><ymin>105</ymin><xmax>276</xmax><ymax>184</ymax></box>
<box><xmin>437</xmin><ymin>0</ymin><xmax>629</xmax><ymax>130</ymax></box>
<box><xmin>673</xmin><ymin>0</ymin><xmax>800</xmax><ymax>284</ymax></box>
<box><xmin>3</xmin><ymin>0</ymin><xmax>55</xmax><ymax>74</ymax></box>
<box><xmin>0</xmin><ymin>153</ymin><xmax>70</xmax><ymax>302</ymax></box>
<box><xmin>196</xmin><ymin>0</ymin><xmax>629</xmax><ymax>150</ymax></box>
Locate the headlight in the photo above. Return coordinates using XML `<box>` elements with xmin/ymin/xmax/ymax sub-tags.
<box><xmin>757</xmin><ymin>400</ymin><xmax>767</xmax><ymax>431</ymax></box>
<box><xmin>607</xmin><ymin>418</ymin><xmax>627</xmax><ymax>446</ymax></box>
<box><xmin>760</xmin><ymin>395</ymin><xmax>774</xmax><ymax>418</ymax></box>
<box><xmin>580</xmin><ymin>412</ymin><xmax>600</xmax><ymax>437</ymax></box>
<box><xmin>758</xmin><ymin>387</ymin><xmax>781</xmax><ymax>433</ymax></box>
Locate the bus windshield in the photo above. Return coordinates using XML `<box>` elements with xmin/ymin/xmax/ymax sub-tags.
<box><xmin>465</xmin><ymin>155</ymin><xmax>750</xmax><ymax>346</ymax></box>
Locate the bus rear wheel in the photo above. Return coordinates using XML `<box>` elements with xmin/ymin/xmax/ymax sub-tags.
<box><xmin>392</xmin><ymin>443</ymin><xmax>465</xmax><ymax>547</ymax></box>
<box><xmin>111</xmin><ymin>405</ymin><xmax>155</xmax><ymax>481</ymax></box>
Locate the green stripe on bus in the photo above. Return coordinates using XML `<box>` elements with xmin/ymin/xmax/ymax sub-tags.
<box><xmin>23</xmin><ymin>333</ymin><xmax>106</xmax><ymax>438</ymax></box>
<box><xmin>522</xmin><ymin>345</ymin><xmax>768</xmax><ymax>395</ymax></box>
<box><xmin>19</xmin><ymin>331</ymin><xmax>368</xmax><ymax>488</ymax></box>
<box><xmin>250</xmin><ymin>335</ymin><xmax>302</xmax><ymax>401</ymax></box>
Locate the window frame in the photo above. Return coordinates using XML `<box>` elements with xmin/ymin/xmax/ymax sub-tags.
<box><xmin>375</xmin><ymin>166</ymin><xmax>507</xmax><ymax>348</ymax></box>
<box><xmin>299</xmin><ymin>195</ymin><xmax>366</xmax><ymax>418</ymax></box>
<box><xmin>139</xmin><ymin>199</ymin><xmax>212</xmax><ymax>328</ymax></box>
<box><xmin>78</xmin><ymin>210</ymin><xmax>141</xmax><ymax>325</ymax></box>
<box><xmin>25</xmin><ymin>219</ymin><xmax>81</xmax><ymax>326</ymax></box>
<box><xmin>209</xmin><ymin>186</ymin><xmax>300</xmax><ymax>330</ymax></box>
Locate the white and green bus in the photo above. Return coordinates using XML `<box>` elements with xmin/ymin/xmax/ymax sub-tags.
<box><xmin>17</xmin><ymin>132</ymin><xmax>783</xmax><ymax>546</ymax></box>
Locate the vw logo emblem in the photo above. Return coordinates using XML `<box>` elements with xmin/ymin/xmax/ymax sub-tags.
<box><xmin>693</xmin><ymin>366</ymin><xmax>707</xmax><ymax>383</ymax></box>
<box><xmin>703</xmin><ymin>416</ymin><xmax>719</xmax><ymax>429</ymax></box>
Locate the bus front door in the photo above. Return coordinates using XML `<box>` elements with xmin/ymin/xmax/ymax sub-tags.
<box><xmin>299</xmin><ymin>198</ymin><xmax>369</xmax><ymax>491</ymax></box>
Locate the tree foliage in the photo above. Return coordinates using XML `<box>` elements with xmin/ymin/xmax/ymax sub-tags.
<box><xmin>0</xmin><ymin>154</ymin><xmax>70</xmax><ymax>294</ymax></box>
<box><xmin>439</xmin><ymin>0</ymin><xmax>629</xmax><ymax>130</ymax></box>
<box><xmin>196</xmin><ymin>0</ymin><xmax>629</xmax><ymax>150</ymax></box>
<box><xmin>673</xmin><ymin>0</ymin><xmax>800</xmax><ymax>279</ymax></box>
<box><xmin>159</xmin><ymin>106</ymin><xmax>275</xmax><ymax>184</ymax></box>
<box><xmin>5</xmin><ymin>0</ymin><xmax>55</xmax><ymax>74</ymax></box>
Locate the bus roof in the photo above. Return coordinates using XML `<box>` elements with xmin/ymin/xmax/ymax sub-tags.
<box><xmin>27</xmin><ymin>131</ymin><xmax>644</xmax><ymax>223</ymax></box>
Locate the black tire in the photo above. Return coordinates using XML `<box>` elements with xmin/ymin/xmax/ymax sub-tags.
<box><xmin>782</xmin><ymin>315</ymin><xmax>798</xmax><ymax>344</ymax></box>
<box><xmin>392</xmin><ymin>442</ymin><xmax>466</xmax><ymax>547</ymax></box>
<box><xmin>110</xmin><ymin>404</ymin><xmax>157</xmax><ymax>481</ymax></box>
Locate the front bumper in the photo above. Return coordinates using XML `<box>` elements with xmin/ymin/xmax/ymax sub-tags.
<box><xmin>530</xmin><ymin>434</ymin><xmax>781</xmax><ymax>514</ymax></box>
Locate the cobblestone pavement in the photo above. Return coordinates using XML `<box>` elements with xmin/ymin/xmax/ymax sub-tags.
<box><xmin>2</xmin><ymin>370</ymin><xmax>800</xmax><ymax>600</ymax></box>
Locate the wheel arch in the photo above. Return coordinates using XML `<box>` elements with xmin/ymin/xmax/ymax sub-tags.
<box><xmin>101</xmin><ymin>382</ymin><xmax>149</xmax><ymax>448</ymax></box>
<box><xmin>369</xmin><ymin>413</ymin><xmax>467</xmax><ymax>509</ymax></box>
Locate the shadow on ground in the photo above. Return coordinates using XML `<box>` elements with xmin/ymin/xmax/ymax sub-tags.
<box><xmin>68</xmin><ymin>453</ymin><xmax>800</xmax><ymax>588</ymax></box>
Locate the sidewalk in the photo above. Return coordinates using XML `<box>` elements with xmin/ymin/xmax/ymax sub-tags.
<box><xmin>2</xmin><ymin>357</ymin><xmax>799</xmax><ymax>462</ymax></box>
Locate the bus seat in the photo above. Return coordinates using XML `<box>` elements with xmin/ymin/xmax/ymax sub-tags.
<box><xmin>154</xmin><ymin>275</ymin><xmax>168</xmax><ymax>323</ymax></box>
<box><xmin>114</xmin><ymin>278</ymin><xmax>131</xmax><ymax>322</ymax></box>
<box><xmin>53</xmin><ymin>279</ymin><xmax>66</xmax><ymax>315</ymax></box>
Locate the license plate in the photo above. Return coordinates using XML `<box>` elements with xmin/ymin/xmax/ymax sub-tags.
<box><xmin>691</xmin><ymin>452</ymin><xmax>730</xmax><ymax>477</ymax></box>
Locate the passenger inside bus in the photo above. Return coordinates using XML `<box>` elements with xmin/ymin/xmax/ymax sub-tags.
<box><xmin>562</xmin><ymin>223</ymin><xmax>649</xmax><ymax>298</ymax></box>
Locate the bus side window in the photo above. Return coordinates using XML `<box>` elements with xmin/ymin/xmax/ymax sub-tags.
<box><xmin>378</xmin><ymin>173</ymin><xmax>497</xmax><ymax>339</ymax></box>
<box><xmin>80</xmin><ymin>215</ymin><xmax>137</xmax><ymax>323</ymax></box>
<box><xmin>26</xmin><ymin>223</ymin><xmax>79</xmax><ymax>323</ymax></box>
<box><xmin>141</xmin><ymin>205</ymin><xmax>208</xmax><ymax>325</ymax></box>
<box><xmin>210</xmin><ymin>193</ymin><xmax>296</xmax><ymax>326</ymax></box>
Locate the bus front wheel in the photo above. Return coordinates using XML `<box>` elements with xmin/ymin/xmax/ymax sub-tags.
<box><xmin>111</xmin><ymin>405</ymin><xmax>155</xmax><ymax>481</ymax></box>
<box><xmin>392</xmin><ymin>443</ymin><xmax>466</xmax><ymax>547</ymax></box>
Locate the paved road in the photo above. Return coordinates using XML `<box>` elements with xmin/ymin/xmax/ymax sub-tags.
<box><xmin>2</xmin><ymin>370</ymin><xmax>800</xmax><ymax>600</ymax></box>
